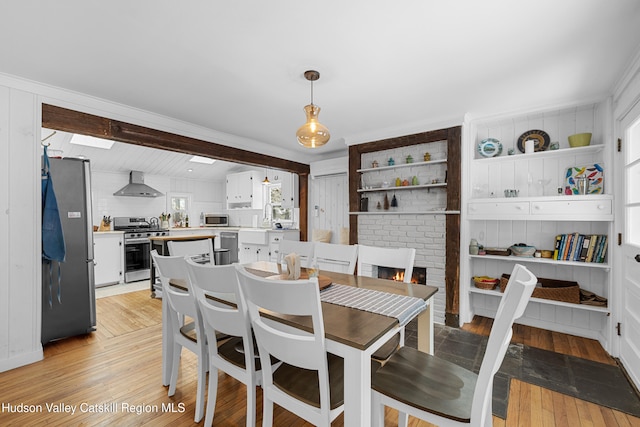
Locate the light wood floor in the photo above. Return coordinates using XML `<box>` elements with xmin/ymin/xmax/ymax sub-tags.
<box><xmin>1</xmin><ymin>290</ymin><xmax>638</xmax><ymax>426</ymax></box>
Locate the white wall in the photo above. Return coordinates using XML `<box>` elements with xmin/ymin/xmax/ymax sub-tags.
<box><xmin>91</xmin><ymin>170</ymin><xmax>224</xmax><ymax>227</ymax></box>
<box><xmin>0</xmin><ymin>87</ymin><xmax>43</xmax><ymax>372</ymax></box>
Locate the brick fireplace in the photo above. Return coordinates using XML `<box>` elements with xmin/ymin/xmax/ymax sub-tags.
<box><xmin>377</xmin><ymin>266</ymin><xmax>427</xmax><ymax>285</ymax></box>
<box><xmin>348</xmin><ymin>126</ymin><xmax>461</xmax><ymax>327</ymax></box>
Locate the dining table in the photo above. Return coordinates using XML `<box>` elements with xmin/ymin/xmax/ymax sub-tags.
<box><xmin>161</xmin><ymin>260</ymin><xmax>438</xmax><ymax>426</ymax></box>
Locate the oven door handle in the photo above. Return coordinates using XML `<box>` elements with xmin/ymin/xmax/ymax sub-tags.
<box><xmin>125</xmin><ymin>238</ymin><xmax>151</xmax><ymax>245</ymax></box>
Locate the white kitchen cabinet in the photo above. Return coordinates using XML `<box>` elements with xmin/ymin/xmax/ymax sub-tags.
<box><xmin>239</xmin><ymin>243</ymin><xmax>269</xmax><ymax>264</ymax></box>
<box><xmin>238</xmin><ymin>229</ymin><xmax>269</xmax><ymax>264</ymax></box>
<box><xmin>226</xmin><ymin>171</ymin><xmax>263</xmax><ymax>209</ymax></box>
<box><xmin>462</xmin><ymin>100</ymin><xmax>614</xmax><ymax>350</ymax></box>
<box><xmin>280</xmin><ymin>172</ymin><xmax>299</xmax><ymax>208</ymax></box>
<box><xmin>93</xmin><ymin>232</ymin><xmax>124</xmax><ymax>287</ymax></box>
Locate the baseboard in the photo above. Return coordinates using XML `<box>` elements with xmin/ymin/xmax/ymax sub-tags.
<box><xmin>0</xmin><ymin>348</ymin><xmax>43</xmax><ymax>373</ymax></box>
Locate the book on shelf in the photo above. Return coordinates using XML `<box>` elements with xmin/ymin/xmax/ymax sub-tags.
<box><xmin>594</xmin><ymin>235</ymin><xmax>608</xmax><ymax>263</ymax></box>
<box><xmin>552</xmin><ymin>233</ymin><xmax>607</xmax><ymax>263</ymax></box>
<box><xmin>562</xmin><ymin>233</ymin><xmax>574</xmax><ymax>260</ymax></box>
<box><xmin>553</xmin><ymin>235</ymin><xmax>562</xmax><ymax>260</ymax></box>
<box><xmin>586</xmin><ymin>234</ymin><xmax>599</xmax><ymax>262</ymax></box>
<box><xmin>579</xmin><ymin>235</ymin><xmax>591</xmax><ymax>262</ymax></box>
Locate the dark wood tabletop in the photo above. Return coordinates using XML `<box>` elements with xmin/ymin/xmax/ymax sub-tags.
<box><xmin>242</xmin><ymin>261</ymin><xmax>438</xmax><ymax>351</ymax></box>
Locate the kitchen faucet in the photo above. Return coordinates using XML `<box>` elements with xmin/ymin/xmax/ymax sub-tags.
<box><xmin>263</xmin><ymin>203</ymin><xmax>273</xmax><ymax>228</ymax></box>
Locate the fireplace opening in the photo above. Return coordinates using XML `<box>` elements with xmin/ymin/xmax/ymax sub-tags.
<box><xmin>377</xmin><ymin>266</ymin><xmax>427</xmax><ymax>285</ymax></box>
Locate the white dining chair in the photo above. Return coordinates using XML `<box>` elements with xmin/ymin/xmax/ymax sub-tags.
<box><xmin>235</xmin><ymin>264</ymin><xmax>345</xmax><ymax>427</ymax></box>
<box><xmin>314</xmin><ymin>242</ymin><xmax>358</xmax><ymax>274</ymax></box>
<box><xmin>186</xmin><ymin>258</ymin><xmax>276</xmax><ymax>427</ymax></box>
<box><xmin>167</xmin><ymin>238</ymin><xmax>215</xmax><ymax>264</ymax></box>
<box><xmin>150</xmin><ymin>250</ymin><xmax>207</xmax><ymax>423</ymax></box>
<box><xmin>357</xmin><ymin>244</ymin><xmax>416</xmax><ymax>361</ymax></box>
<box><xmin>276</xmin><ymin>240</ymin><xmax>315</xmax><ymax>269</ymax></box>
<box><xmin>371</xmin><ymin>264</ymin><xmax>537</xmax><ymax>427</ymax></box>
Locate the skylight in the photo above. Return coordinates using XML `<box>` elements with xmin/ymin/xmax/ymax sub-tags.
<box><xmin>189</xmin><ymin>155</ymin><xmax>215</xmax><ymax>164</ymax></box>
<box><xmin>70</xmin><ymin>134</ymin><xmax>115</xmax><ymax>150</ymax></box>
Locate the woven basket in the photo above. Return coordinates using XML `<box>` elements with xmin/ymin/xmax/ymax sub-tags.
<box><xmin>500</xmin><ymin>274</ymin><xmax>580</xmax><ymax>304</ymax></box>
<box><xmin>473</xmin><ymin>277</ymin><xmax>499</xmax><ymax>290</ymax></box>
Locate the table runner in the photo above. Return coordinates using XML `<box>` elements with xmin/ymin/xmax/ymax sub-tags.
<box><xmin>320</xmin><ymin>283</ymin><xmax>427</xmax><ymax>326</ymax></box>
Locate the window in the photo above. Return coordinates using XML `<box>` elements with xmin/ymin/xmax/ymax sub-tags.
<box><xmin>267</xmin><ymin>184</ymin><xmax>291</xmax><ymax>221</ymax></box>
<box><xmin>169</xmin><ymin>193</ymin><xmax>191</xmax><ymax>227</ymax></box>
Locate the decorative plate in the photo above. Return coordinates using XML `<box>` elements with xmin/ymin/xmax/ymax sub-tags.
<box><xmin>565</xmin><ymin>164</ymin><xmax>604</xmax><ymax>194</ymax></box>
<box><xmin>477</xmin><ymin>138</ymin><xmax>502</xmax><ymax>158</ymax></box>
<box><xmin>517</xmin><ymin>129</ymin><xmax>550</xmax><ymax>153</ymax></box>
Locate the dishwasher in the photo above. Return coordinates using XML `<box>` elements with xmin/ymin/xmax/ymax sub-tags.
<box><xmin>220</xmin><ymin>232</ymin><xmax>239</xmax><ymax>263</ymax></box>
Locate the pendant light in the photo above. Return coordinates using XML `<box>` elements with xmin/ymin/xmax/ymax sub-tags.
<box><xmin>262</xmin><ymin>167</ymin><xmax>270</xmax><ymax>185</ymax></box>
<box><xmin>296</xmin><ymin>70</ymin><xmax>330</xmax><ymax>148</ymax></box>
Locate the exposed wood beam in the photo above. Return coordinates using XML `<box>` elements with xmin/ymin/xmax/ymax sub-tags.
<box><xmin>41</xmin><ymin>103</ymin><xmax>310</xmax><ymax>240</ymax></box>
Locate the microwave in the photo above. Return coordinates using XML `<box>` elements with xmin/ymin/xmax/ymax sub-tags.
<box><xmin>204</xmin><ymin>214</ymin><xmax>229</xmax><ymax>227</ymax></box>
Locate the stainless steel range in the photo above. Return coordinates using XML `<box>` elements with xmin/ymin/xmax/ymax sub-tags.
<box><xmin>113</xmin><ymin>217</ymin><xmax>169</xmax><ymax>283</ymax></box>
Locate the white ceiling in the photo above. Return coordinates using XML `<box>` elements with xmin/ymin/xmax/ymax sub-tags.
<box><xmin>4</xmin><ymin>1</ymin><xmax>640</xmax><ymax>177</ymax></box>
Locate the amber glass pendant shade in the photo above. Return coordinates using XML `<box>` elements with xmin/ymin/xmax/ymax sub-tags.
<box><xmin>296</xmin><ymin>104</ymin><xmax>330</xmax><ymax>148</ymax></box>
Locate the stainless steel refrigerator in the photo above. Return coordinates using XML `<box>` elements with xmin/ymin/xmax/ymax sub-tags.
<box><xmin>41</xmin><ymin>157</ymin><xmax>96</xmax><ymax>345</ymax></box>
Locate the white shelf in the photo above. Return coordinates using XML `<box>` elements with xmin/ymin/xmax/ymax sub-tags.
<box><xmin>358</xmin><ymin>158</ymin><xmax>447</xmax><ymax>173</ymax></box>
<box><xmin>469</xmin><ymin>254</ymin><xmax>610</xmax><ymax>269</ymax></box>
<box><xmin>473</xmin><ymin>144</ymin><xmax>605</xmax><ymax>163</ymax></box>
<box><xmin>358</xmin><ymin>183</ymin><xmax>447</xmax><ymax>193</ymax></box>
<box><xmin>350</xmin><ymin>210</ymin><xmax>460</xmax><ymax>216</ymax></box>
<box><xmin>469</xmin><ymin>287</ymin><xmax>609</xmax><ymax>314</ymax></box>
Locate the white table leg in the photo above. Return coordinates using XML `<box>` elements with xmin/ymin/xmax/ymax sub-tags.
<box><xmin>342</xmin><ymin>345</ymin><xmax>371</xmax><ymax>426</ymax></box>
<box><xmin>417</xmin><ymin>301</ymin><xmax>434</xmax><ymax>355</ymax></box>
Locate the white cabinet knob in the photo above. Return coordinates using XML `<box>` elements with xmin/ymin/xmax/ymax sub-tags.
<box><xmin>516</xmin><ymin>205</ymin><xmax>523</xmax><ymax>210</ymax></box>
<box><xmin>598</xmin><ymin>205</ymin><xmax>605</xmax><ymax>210</ymax></box>
<box><xmin>533</xmin><ymin>205</ymin><xmax>540</xmax><ymax>210</ymax></box>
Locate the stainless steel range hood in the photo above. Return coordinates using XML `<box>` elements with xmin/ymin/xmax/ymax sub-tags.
<box><xmin>113</xmin><ymin>171</ymin><xmax>163</xmax><ymax>197</ymax></box>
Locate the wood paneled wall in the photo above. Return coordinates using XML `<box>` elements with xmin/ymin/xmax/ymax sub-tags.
<box><xmin>0</xmin><ymin>87</ymin><xmax>44</xmax><ymax>372</ymax></box>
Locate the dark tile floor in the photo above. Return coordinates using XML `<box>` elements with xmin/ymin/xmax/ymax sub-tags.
<box><xmin>403</xmin><ymin>320</ymin><xmax>640</xmax><ymax>419</ymax></box>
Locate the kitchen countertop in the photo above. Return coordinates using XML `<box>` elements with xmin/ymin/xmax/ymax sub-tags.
<box><xmin>148</xmin><ymin>234</ymin><xmax>216</xmax><ymax>242</ymax></box>
<box><xmin>168</xmin><ymin>227</ymin><xmax>298</xmax><ymax>232</ymax></box>
<box><xmin>93</xmin><ymin>230</ymin><xmax>124</xmax><ymax>235</ymax></box>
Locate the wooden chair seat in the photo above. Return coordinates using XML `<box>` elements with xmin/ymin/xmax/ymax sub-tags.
<box><xmin>180</xmin><ymin>322</ymin><xmax>229</xmax><ymax>343</ymax></box>
<box><xmin>371</xmin><ymin>264</ymin><xmax>537</xmax><ymax>427</ymax></box>
<box><xmin>372</xmin><ymin>346</ymin><xmax>475</xmax><ymax>422</ymax></box>
<box><xmin>371</xmin><ymin>333</ymin><xmax>400</xmax><ymax>361</ymax></box>
<box><xmin>272</xmin><ymin>353</ymin><xmax>345</xmax><ymax>410</ymax></box>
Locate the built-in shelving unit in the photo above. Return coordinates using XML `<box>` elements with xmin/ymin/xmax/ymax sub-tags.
<box><xmin>469</xmin><ymin>254</ymin><xmax>610</xmax><ymax>269</ymax></box>
<box><xmin>461</xmin><ymin>100</ymin><xmax>614</xmax><ymax>348</ymax></box>
<box><xmin>350</xmin><ymin>210</ymin><xmax>460</xmax><ymax>215</ymax></box>
<box><xmin>468</xmin><ymin>287</ymin><xmax>609</xmax><ymax>313</ymax></box>
<box><xmin>357</xmin><ymin>158</ymin><xmax>447</xmax><ymax>173</ymax></box>
<box><xmin>357</xmin><ymin>182</ymin><xmax>447</xmax><ymax>193</ymax></box>
<box><xmin>472</xmin><ymin>144</ymin><xmax>604</xmax><ymax>163</ymax></box>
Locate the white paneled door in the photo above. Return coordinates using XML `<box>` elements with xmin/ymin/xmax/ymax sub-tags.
<box><xmin>618</xmin><ymin>99</ymin><xmax>640</xmax><ymax>390</ymax></box>
<box><xmin>309</xmin><ymin>173</ymin><xmax>348</xmax><ymax>244</ymax></box>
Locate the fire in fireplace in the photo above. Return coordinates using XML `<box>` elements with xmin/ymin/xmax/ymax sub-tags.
<box><xmin>378</xmin><ymin>266</ymin><xmax>427</xmax><ymax>285</ymax></box>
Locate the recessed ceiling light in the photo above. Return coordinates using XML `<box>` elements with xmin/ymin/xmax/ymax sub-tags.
<box><xmin>189</xmin><ymin>155</ymin><xmax>215</xmax><ymax>164</ymax></box>
<box><xmin>187</xmin><ymin>168</ymin><xmax>194</xmax><ymax>173</ymax></box>
<box><xmin>69</xmin><ymin>134</ymin><xmax>115</xmax><ymax>149</ymax></box>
